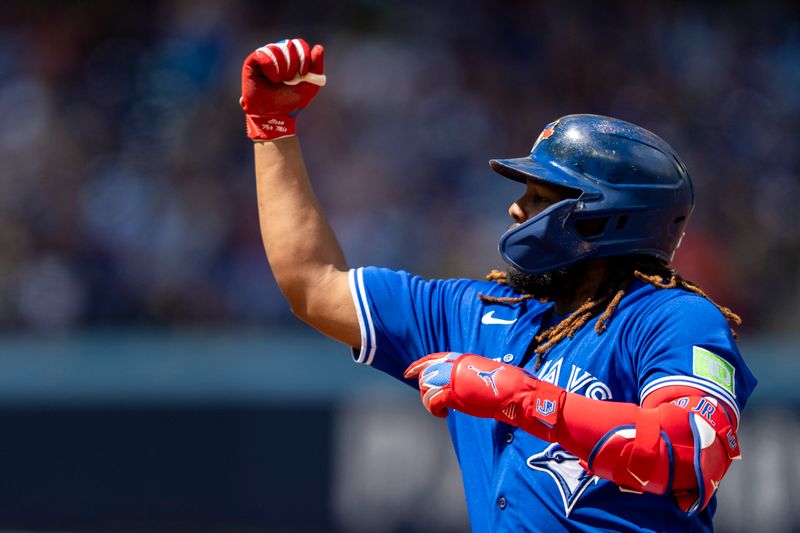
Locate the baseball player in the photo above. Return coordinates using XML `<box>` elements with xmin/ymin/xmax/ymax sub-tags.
<box><xmin>241</xmin><ymin>38</ymin><xmax>757</xmax><ymax>532</ymax></box>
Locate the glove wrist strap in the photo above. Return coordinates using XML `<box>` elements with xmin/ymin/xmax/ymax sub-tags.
<box><xmin>518</xmin><ymin>381</ymin><xmax>565</xmax><ymax>441</ymax></box>
<box><xmin>246</xmin><ymin>114</ymin><xmax>297</xmax><ymax>141</ymax></box>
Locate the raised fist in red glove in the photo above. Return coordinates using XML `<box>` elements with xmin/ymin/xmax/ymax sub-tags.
<box><xmin>240</xmin><ymin>38</ymin><xmax>325</xmax><ymax>141</ymax></box>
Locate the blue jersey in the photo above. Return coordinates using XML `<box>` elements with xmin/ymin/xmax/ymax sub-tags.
<box><xmin>348</xmin><ymin>267</ymin><xmax>757</xmax><ymax>533</ymax></box>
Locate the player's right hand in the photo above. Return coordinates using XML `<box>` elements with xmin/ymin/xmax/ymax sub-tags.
<box><xmin>240</xmin><ymin>38</ymin><xmax>325</xmax><ymax>141</ymax></box>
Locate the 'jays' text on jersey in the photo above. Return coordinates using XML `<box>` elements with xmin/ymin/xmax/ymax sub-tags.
<box><xmin>347</xmin><ymin>267</ymin><xmax>757</xmax><ymax>533</ymax></box>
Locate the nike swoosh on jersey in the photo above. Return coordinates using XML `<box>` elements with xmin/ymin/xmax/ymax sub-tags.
<box><xmin>481</xmin><ymin>311</ymin><xmax>518</xmax><ymax>325</ymax></box>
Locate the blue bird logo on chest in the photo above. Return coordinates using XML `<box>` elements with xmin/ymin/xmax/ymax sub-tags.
<box><xmin>527</xmin><ymin>443</ymin><xmax>599</xmax><ymax>516</ymax></box>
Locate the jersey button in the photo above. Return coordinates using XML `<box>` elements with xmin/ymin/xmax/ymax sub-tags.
<box><xmin>504</xmin><ymin>432</ymin><xmax>514</xmax><ymax>444</ymax></box>
<box><xmin>497</xmin><ymin>496</ymin><xmax>508</xmax><ymax>510</ymax></box>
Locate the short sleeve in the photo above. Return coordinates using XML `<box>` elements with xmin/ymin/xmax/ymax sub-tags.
<box><xmin>632</xmin><ymin>291</ymin><xmax>757</xmax><ymax>427</ymax></box>
<box><xmin>348</xmin><ymin>267</ymin><xmax>486</xmax><ymax>383</ymax></box>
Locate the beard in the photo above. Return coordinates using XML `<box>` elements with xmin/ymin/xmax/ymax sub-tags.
<box><xmin>505</xmin><ymin>262</ymin><xmax>587</xmax><ymax>301</ymax></box>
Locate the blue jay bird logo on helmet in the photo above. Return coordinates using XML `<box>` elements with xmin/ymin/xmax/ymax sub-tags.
<box><xmin>490</xmin><ymin>114</ymin><xmax>695</xmax><ymax>274</ymax></box>
<box><xmin>533</xmin><ymin>120</ymin><xmax>559</xmax><ymax>150</ymax></box>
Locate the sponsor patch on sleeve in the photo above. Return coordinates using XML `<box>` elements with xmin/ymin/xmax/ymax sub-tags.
<box><xmin>692</xmin><ymin>346</ymin><xmax>735</xmax><ymax>396</ymax></box>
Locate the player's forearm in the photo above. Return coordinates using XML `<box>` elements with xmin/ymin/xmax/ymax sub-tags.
<box><xmin>254</xmin><ymin>137</ymin><xmax>348</xmax><ymax>312</ymax></box>
<box><xmin>553</xmin><ymin>392</ymin><xmax>640</xmax><ymax>460</ymax></box>
<box><xmin>408</xmin><ymin>353</ymin><xmax>740</xmax><ymax>512</ymax></box>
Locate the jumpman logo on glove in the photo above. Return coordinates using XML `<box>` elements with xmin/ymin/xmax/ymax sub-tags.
<box><xmin>467</xmin><ymin>365</ymin><xmax>504</xmax><ymax>395</ymax></box>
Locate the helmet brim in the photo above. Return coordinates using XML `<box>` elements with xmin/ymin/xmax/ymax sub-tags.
<box><xmin>489</xmin><ymin>157</ymin><xmax>589</xmax><ymax>195</ymax></box>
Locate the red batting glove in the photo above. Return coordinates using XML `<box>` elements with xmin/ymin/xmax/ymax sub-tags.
<box><xmin>404</xmin><ymin>352</ymin><xmax>566</xmax><ymax>441</ymax></box>
<box><xmin>240</xmin><ymin>38</ymin><xmax>326</xmax><ymax>141</ymax></box>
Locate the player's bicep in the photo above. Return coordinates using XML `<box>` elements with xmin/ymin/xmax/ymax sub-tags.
<box><xmin>293</xmin><ymin>268</ymin><xmax>361</xmax><ymax>349</ymax></box>
<box><xmin>632</xmin><ymin>294</ymin><xmax>756</xmax><ymax>425</ymax></box>
<box><xmin>585</xmin><ymin>385</ymin><xmax>741</xmax><ymax>514</ymax></box>
<box><xmin>642</xmin><ymin>385</ymin><xmax>737</xmax><ymax>425</ymax></box>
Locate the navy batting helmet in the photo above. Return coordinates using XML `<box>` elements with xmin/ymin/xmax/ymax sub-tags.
<box><xmin>490</xmin><ymin>114</ymin><xmax>694</xmax><ymax>274</ymax></box>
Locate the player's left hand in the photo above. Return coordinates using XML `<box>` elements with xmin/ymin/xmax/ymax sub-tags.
<box><xmin>404</xmin><ymin>352</ymin><xmax>462</xmax><ymax>417</ymax></box>
<box><xmin>405</xmin><ymin>352</ymin><xmax>530</xmax><ymax>420</ymax></box>
<box><xmin>405</xmin><ymin>352</ymin><xmax>564</xmax><ymax>435</ymax></box>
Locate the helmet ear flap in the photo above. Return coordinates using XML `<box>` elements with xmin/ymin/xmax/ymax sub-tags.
<box><xmin>574</xmin><ymin>213</ymin><xmax>632</xmax><ymax>239</ymax></box>
<box><xmin>574</xmin><ymin>217</ymin><xmax>609</xmax><ymax>239</ymax></box>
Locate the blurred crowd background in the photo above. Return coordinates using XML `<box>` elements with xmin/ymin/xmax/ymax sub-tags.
<box><xmin>0</xmin><ymin>0</ymin><xmax>798</xmax><ymax>333</ymax></box>
<box><xmin>0</xmin><ymin>1</ymin><xmax>798</xmax><ymax>532</ymax></box>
